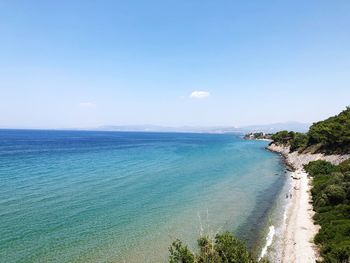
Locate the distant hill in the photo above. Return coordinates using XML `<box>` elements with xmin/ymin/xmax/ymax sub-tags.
<box><xmin>240</xmin><ymin>122</ymin><xmax>310</xmax><ymax>133</ymax></box>
<box><xmin>98</xmin><ymin>122</ymin><xmax>310</xmax><ymax>134</ymax></box>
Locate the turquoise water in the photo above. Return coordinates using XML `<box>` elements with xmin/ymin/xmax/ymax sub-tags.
<box><xmin>0</xmin><ymin>130</ymin><xmax>286</xmax><ymax>262</ymax></box>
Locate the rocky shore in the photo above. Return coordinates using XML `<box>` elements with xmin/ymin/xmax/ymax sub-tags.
<box><xmin>267</xmin><ymin>143</ymin><xmax>350</xmax><ymax>170</ymax></box>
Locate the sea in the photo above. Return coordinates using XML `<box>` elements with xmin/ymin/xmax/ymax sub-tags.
<box><xmin>0</xmin><ymin>130</ymin><xmax>289</xmax><ymax>263</ymax></box>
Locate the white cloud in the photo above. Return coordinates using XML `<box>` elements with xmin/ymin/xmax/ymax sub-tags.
<box><xmin>79</xmin><ymin>102</ymin><xmax>96</xmax><ymax>108</ymax></box>
<box><xmin>189</xmin><ymin>91</ymin><xmax>210</xmax><ymax>99</ymax></box>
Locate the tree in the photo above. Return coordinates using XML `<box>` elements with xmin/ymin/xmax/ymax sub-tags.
<box><xmin>169</xmin><ymin>239</ymin><xmax>195</xmax><ymax>263</ymax></box>
<box><xmin>307</xmin><ymin>107</ymin><xmax>350</xmax><ymax>153</ymax></box>
<box><xmin>324</xmin><ymin>184</ymin><xmax>346</xmax><ymax>205</ymax></box>
<box><xmin>289</xmin><ymin>132</ymin><xmax>308</xmax><ymax>152</ymax></box>
<box><xmin>169</xmin><ymin>232</ymin><xmax>268</xmax><ymax>263</ymax></box>
<box><xmin>304</xmin><ymin>160</ymin><xmax>338</xmax><ymax>177</ymax></box>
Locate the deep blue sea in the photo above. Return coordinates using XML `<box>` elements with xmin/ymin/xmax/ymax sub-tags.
<box><xmin>0</xmin><ymin>130</ymin><xmax>287</xmax><ymax>262</ymax></box>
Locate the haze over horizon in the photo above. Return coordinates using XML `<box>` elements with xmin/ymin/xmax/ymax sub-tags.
<box><xmin>1</xmin><ymin>1</ymin><xmax>349</xmax><ymax>129</ymax></box>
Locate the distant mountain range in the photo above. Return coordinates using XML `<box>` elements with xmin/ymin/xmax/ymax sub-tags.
<box><xmin>239</xmin><ymin>121</ymin><xmax>310</xmax><ymax>133</ymax></box>
<box><xmin>98</xmin><ymin>122</ymin><xmax>310</xmax><ymax>134</ymax></box>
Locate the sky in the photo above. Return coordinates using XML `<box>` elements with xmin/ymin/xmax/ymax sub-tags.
<box><xmin>0</xmin><ymin>1</ymin><xmax>349</xmax><ymax>129</ymax></box>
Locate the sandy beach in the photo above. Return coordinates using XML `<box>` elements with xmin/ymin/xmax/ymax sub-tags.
<box><xmin>267</xmin><ymin>143</ymin><xmax>350</xmax><ymax>263</ymax></box>
<box><xmin>281</xmin><ymin>170</ymin><xmax>319</xmax><ymax>263</ymax></box>
<box><xmin>268</xmin><ymin>144</ymin><xmax>320</xmax><ymax>263</ymax></box>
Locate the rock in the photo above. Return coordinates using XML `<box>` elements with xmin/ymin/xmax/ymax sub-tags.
<box><xmin>267</xmin><ymin>143</ymin><xmax>350</xmax><ymax>170</ymax></box>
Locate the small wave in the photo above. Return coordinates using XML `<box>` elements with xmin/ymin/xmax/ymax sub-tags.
<box><xmin>259</xmin><ymin>225</ymin><xmax>275</xmax><ymax>260</ymax></box>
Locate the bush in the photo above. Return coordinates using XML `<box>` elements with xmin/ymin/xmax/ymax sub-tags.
<box><xmin>214</xmin><ymin>232</ymin><xmax>254</xmax><ymax>262</ymax></box>
<box><xmin>328</xmin><ymin>172</ymin><xmax>344</xmax><ymax>185</ymax></box>
<box><xmin>169</xmin><ymin>239</ymin><xmax>195</xmax><ymax>263</ymax></box>
<box><xmin>304</xmin><ymin>160</ymin><xmax>338</xmax><ymax>177</ymax></box>
<box><xmin>169</xmin><ymin>232</ymin><xmax>268</xmax><ymax>263</ymax></box>
<box><xmin>344</xmin><ymin>172</ymin><xmax>350</xmax><ymax>182</ymax></box>
<box><xmin>324</xmin><ymin>185</ymin><xmax>346</xmax><ymax>205</ymax></box>
<box><xmin>339</xmin><ymin>159</ymin><xmax>350</xmax><ymax>173</ymax></box>
<box><xmin>306</xmin><ymin>160</ymin><xmax>350</xmax><ymax>262</ymax></box>
<box><xmin>290</xmin><ymin>132</ymin><xmax>308</xmax><ymax>152</ymax></box>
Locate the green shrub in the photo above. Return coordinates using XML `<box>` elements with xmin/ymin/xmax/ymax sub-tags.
<box><xmin>328</xmin><ymin>172</ymin><xmax>344</xmax><ymax>185</ymax></box>
<box><xmin>169</xmin><ymin>239</ymin><xmax>195</xmax><ymax>263</ymax></box>
<box><xmin>304</xmin><ymin>160</ymin><xmax>338</xmax><ymax>177</ymax></box>
<box><xmin>290</xmin><ymin>132</ymin><xmax>308</xmax><ymax>152</ymax></box>
<box><xmin>214</xmin><ymin>232</ymin><xmax>254</xmax><ymax>263</ymax></box>
<box><xmin>306</xmin><ymin>160</ymin><xmax>350</xmax><ymax>262</ymax></box>
<box><xmin>339</xmin><ymin>159</ymin><xmax>350</xmax><ymax>173</ymax></box>
<box><xmin>344</xmin><ymin>172</ymin><xmax>350</xmax><ymax>182</ymax></box>
<box><xmin>324</xmin><ymin>185</ymin><xmax>346</xmax><ymax>205</ymax></box>
<box><xmin>169</xmin><ymin>232</ymin><xmax>268</xmax><ymax>263</ymax></box>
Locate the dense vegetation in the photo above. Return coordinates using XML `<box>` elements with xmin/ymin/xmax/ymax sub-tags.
<box><xmin>271</xmin><ymin>107</ymin><xmax>350</xmax><ymax>154</ymax></box>
<box><xmin>271</xmin><ymin>130</ymin><xmax>308</xmax><ymax>152</ymax></box>
<box><xmin>304</xmin><ymin>160</ymin><xmax>350</xmax><ymax>262</ymax></box>
<box><xmin>169</xmin><ymin>232</ymin><xmax>269</xmax><ymax>263</ymax></box>
<box><xmin>308</xmin><ymin>107</ymin><xmax>350</xmax><ymax>154</ymax></box>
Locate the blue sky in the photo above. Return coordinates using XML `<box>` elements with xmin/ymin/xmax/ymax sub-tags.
<box><xmin>0</xmin><ymin>1</ymin><xmax>349</xmax><ymax>129</ymax></box>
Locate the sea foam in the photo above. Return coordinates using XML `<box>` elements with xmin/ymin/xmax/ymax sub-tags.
<box><xmin>259</xmin><ymin>225</ymin><xmax>275</xmax><ymax>259</ymax></box>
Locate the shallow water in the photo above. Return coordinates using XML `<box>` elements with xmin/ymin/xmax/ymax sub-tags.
<box><xmin>0</xmin><ymin>130</ymin><xmax>286</xmax><ymax>262</ymax></box>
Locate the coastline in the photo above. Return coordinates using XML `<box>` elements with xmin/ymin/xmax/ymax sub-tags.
<box><xmin>281</xmin><ymin>169</ymin><xmax>319</xmax><ymax>262</ymax></box>
<box><xmin>267</xmin><ymin>143</ymin><xmax>319</xmax><ymax>263</ymax></box>
<box><xmin>266</xmin><ymin>143</ymin><xmax>350</xmax><ymax>263</ymax></box>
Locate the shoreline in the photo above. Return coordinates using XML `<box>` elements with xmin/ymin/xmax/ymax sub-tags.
<box><xmin>266</xmin><ymin>143</ymin><xmax>350</xmax><ymax>263</ymax></box>
<box><xmin>281</xmin><ymin>170</ymin><xmax>319</xmax><ymax>262</ymax></box>
<box><xmin>267</xmin><ymin>143</ymin><xmax>319</xmax><ymax>263</ymax></box>
<box><xmin>258</xmin><ymin>169</ymin><xmax>291</xmax><ymax>261</ymax></box>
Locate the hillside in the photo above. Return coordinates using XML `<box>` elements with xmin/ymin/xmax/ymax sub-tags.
<box><xmin>271</xmin><ymin>107</ymin><xmax>350</xmax><ymax>154</ymax></box>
